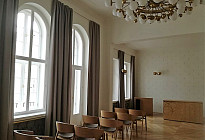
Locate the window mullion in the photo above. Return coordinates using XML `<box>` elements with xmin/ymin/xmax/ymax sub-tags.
<box><xmin>26</xmin><ymin>11</ymin><xmax>34</xmax><ymax>112</ymax></box>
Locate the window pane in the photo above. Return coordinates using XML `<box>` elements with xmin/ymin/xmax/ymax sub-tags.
<box><xmin>73</xmin><ymin>70</ymin><xmax>81</xmax><ymax>115</ymax></box>
<box><xmin>74</xmin><ymin>30</ymin><xmax>83</xmax><ymax>66</ymax></box>
<box><xmin>16</xmin><ymin>10</ymin><xmax>31</xmax><ymax>57</ymax></box>
<box><xmin>32</xmin><ymin>12</ymin><xmax>47</xmax><ymax>60</ymax></box>
<box><xmin>14</xmin><ymin>60</ymin><xmax>28</xmax><ymax>113</ymax></box>
<box><xmin>29</xmin><ymin>62</ymin><xmax>45</xmax><ymax>111</ymax></box>
<box><xmin>124</xmin><ymin>63</ymin><xmax>131</xmax><ymax>99</ymax></box>
<box><xmin>113</xmin><ymin>59</ymin><xmax>119</xmax><ymax>101</ymax></box>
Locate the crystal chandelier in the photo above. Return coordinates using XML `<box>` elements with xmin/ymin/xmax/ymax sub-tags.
<box><xmin>104</xmin><ymin>0</ymin><xmax>200</xmax><ymax>24</ymax></box>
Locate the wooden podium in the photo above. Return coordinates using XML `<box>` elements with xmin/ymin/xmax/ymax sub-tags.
<box><xmin>134</xmin><ymin>97</ymin><xmax>153</xmax><ymax>116</ymax></box>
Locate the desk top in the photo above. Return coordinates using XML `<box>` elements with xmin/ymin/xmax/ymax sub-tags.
<box><xmin>163</xmin><ymin>100</ymin><xmax>203</xmax><ymax>104</ymax></box>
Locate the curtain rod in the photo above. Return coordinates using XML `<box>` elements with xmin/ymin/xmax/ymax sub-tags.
<box><xmin>113</xmin><ymin>48</ymin><xmax>134</xmax><ymax>56</ymax></box>
<box><xmin>73</xmin><ymin>10</ymin><xmax>90</xmax><ymax>21</ymax></box>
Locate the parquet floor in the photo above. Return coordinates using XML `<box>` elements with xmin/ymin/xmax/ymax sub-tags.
<box><xmin>110</xmin><ymin>113</ymin><xmax>205</xmax><ymax>140</ymax></box>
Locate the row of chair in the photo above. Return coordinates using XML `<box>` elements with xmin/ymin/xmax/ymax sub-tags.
<box><xmin>14</xmin><ymin>108</ymin><xmax>147</xmax><ymax>140</ymax></box>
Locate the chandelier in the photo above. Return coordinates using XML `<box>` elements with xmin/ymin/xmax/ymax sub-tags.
<box><xmin>104</xmin><ymin>0</ymin><xmax>200</xmax><ymax>24</ymax></box>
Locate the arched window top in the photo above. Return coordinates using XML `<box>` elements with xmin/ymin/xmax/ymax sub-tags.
<box><xmin>72</xmin><ymin>24</ymin><xmax>89</xmax><ymax>67</ymax></box>
<box><xmin>72</xmin><ymin>28</ymin><xmax>83</xmax><ymax>66</ymax></box>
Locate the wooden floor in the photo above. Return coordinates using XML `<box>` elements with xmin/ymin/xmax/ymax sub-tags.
<box><xmin>110</xmin><ymin>113</ymin><xmax>205</xmax><ymax>140</ymax></box>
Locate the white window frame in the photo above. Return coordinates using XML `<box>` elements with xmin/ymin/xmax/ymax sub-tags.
<box><xmin>124</xmin><ymin>62</ymin><xmax>131</xmax><ymax>100</ymax></box>
<box><xmin>71</xmin><ymin>26</ymin><xmax>85</xmax><ymax>115</ymax></box>
<box><xmin>14</xmin><ymin>5</ymin><xmax>50</xmax><ymax>118</ymax></box>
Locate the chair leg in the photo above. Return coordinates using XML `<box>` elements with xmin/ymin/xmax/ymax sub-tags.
<box><xmin>136</xmin><ymin>121</ymin><xmax>138</xmax><ymax>137</ymax></box>
<box><xmin>141</xmin><ymin>120</ymin><xmax>143</xmax><ymax>134</ymax></box>
<box><xmin>145</xmin><ymin>117</ymin><xmax>147</xmax><ymax>132</ymax></box>
<box><xmin>122</xmin><ymin>126</ymin><xmax>124</xmax><ymax>140</ymax></box>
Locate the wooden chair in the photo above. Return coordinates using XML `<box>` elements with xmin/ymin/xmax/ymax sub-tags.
<box><xmin>99</xmin><ymin>118</ymin><xmax>123</xmax><ymax>140</ymax></box>
<box><xmin>35</xmin><ymin>136</ymin><xmax>55</xmax><ymax>140</ymax></box>
<box><xmin>74</xmin><ymin>126</ymin><xmax>104</xmax><ymax>140</ymax></box>
<box><xmin>128</xmin><ymin>109</ymin><xmax>147</xmax><ymax>132</ymax></box>
<box><xmin>56</xmin><ymin>121</ymin><xmax>75</xmax><ymax>139</ymax></box>
<box><xmin>114</xmin><ymin>108</ymin><xmax>128</xmax><ymax>113</ymax></box>
<box><xmin>117</xmin><ymin>113</ymin><xmax>136</xmax><ymax>137</ymax></box>
<box><xmin>82</xmin><ymin>115</ymin><xmax>99</xmax><ymax>128</ymax></box>
<box><xmin>101</xmin><ymin>110</ymin><xmax>117</xmax><ymax>120</ymax></box>
<box><xmin>14</xmin><ymin>130</ymin><xmax>38</xmax><ymax>140</ymax></box>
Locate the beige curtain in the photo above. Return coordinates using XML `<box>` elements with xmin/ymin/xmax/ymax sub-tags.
<box><xmin>118</xmin><ymin>50</ymin><xmax>125</xmax><ymax>108</ymax></box>
<box><xmin>45</xmin><ymin>0</ymin><xmax>73</xmax><ymax>136</ymax></box>
<box><xmin>87</xmin><ymin>21</ymin><xmax>100</xmax><ymax>116</ymax></box>
<box><xmin>130</xmin><ymin>56</ymin><xmax>135</xmax><ymax>109</ymax></box>
<box><xmin>0</xmin><ymin>0</ymin><xmax>18</xmax><ymax>139</ymax></box>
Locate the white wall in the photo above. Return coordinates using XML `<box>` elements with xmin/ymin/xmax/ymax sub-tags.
<box><xmin>135</xmin><ymin>43</ymin><xmax>205</xmax><ymax>116</ymax></box>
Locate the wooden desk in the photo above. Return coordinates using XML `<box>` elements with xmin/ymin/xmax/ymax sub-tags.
<box><xmin>163</xmin><ymin>100</ymin><xmax>203</xmax><ymax>123</ymax></box>
<box><xmin>134</xmin><ymin>97</ymin><xmax>153</xmax><ymax>116</ymax></box>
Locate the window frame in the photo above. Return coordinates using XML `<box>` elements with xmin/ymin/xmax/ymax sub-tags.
<box><xmin>124</xmin><ymin>61</ymin><xmax>131</xmax><ymax>100</ymax></box>
<box><xmin>14</xmin><ymin>5</ymin><xmax>50</xmax><ymax>118</ymax></box>
<box><xmin>71</xmin><ymin>26</ymin><xmax>86</xmax><ymax>115</ymax></box>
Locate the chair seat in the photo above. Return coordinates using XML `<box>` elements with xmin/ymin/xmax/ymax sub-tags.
<box><xmin>123</xmin><ymin>120</ymin><xmax>132</xmax><ymax>125</ymax></box>
<box><xmin>136</xmin><ymin>116</ymin><xmax>143</xmax><ymax>120</ymax></box>
<box><xmin>101</xmin><ymin>126</ymin><xmax>116</xmax><ymax>132</ymax></box>
<box><xmin>58</xmin><ymin>133</ymin><xmax>74</xmax><ymax>139</ymax></box>
<box><xmin>84</xmin><ymin>123</ymin><xmax>98</xmax><ymax>128</ymax></box>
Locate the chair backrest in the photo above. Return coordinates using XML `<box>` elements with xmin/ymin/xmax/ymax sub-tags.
<box><xmin>74</xmin><ymin>126</ymin><xmax>104</xmax><ymax>140</ymax></box>
<box><xmin>14</xmin><ymin>130</ymin><xmax>38</xmax><ymax>140</ymax></box>
<box><xmin>128</xmin><ymin>109</ymin><xmax>146</xmax><ymax>117</ymax></box>
<box><xmin>99</xmin><ymin>118</ymin><xmax>123</xmax><ymax>128</ymax></box>
<box><xmin>56</xmin><ymin>121</ymin><xmax>74</xmax><ymax>134</ymax></box>
<box><xmin>114</xmin><ymin>108</ymin><xmax>128</xmax><ymax>113</ymax></box>
<box><xmin>82</xmin><ymin>115</ymin><xmax>99</xmax><ymax>125</ymax></box>
<box><xmin>101</xmin><ymin>110</ymin><xmax>117</xmax><ymax>120</ymax></box>
<box><xmin>117</xmin><ymin>113</ymin><xmax>135</xmax><ymax>121</ymax></box>
<box><xmin>35</xmin><ymin>136</ymin><xmax>55</xmax><ymax>140</ymax></box>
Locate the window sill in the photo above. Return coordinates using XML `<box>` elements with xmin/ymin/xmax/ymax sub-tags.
<box><xmin>14</xmin><ymin>112</ymin><xmax>46</xmax><ymax>124</ymax></box>
<box><xmin>112</xmin><ymin>101</ymin><xmax>119</xmax><ymax>103</ymax></box>
<box><xmin>125</xmin><ymin>98</ymin><xmax>131</xmax><ymax>101</ymax></box>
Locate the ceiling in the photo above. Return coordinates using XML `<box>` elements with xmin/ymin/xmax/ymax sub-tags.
<box><xmin>77</xmin><ymin>0</ymin><xmax>114</xmax><ymax>18</ymax></box>
<box><xmin>126</xmin><ymin>33</ymin><xmax>205</xmax><ymax>50</ymax></box>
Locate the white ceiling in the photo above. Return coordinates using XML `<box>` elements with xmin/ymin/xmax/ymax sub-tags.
<box><xmin>126</xmin><ymin>33</ymin><xmax>205</xmax><ymax>50</ymax></box>
<box><xmin>78</xmin><ymin>0</ymin><xmax>113</xmax><ymax>18</ymax></box>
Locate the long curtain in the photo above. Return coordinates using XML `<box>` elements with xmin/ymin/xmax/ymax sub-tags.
<box><xmin>130</xmin><ymin>56</ymin><xmax>135</xmax><ymax>109</ymax></box>
<box><xmin>45</xmin><ymin>0</ymin><xmax>73</xmax><ymax>136</ymax></box>
<box><xmin>0</xmin><ymin>0</ymin><xmax>19</xmax><ymax>139</ymax></box>
<box><xmin>87</xmin><ymin>21</ymin><xmax>100</xmax><ymax>116</ymax></box>
<box><xmin>118</xmin><ymin>50</ymin><xmax>125</xmax><ymax>108</ymax></box>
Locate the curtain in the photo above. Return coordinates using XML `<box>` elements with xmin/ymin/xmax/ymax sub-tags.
<box><xmin>45</xmin><ymin>0</ymin><xmax>73</xmax><ymax>136</ymax></box>
<box><xmin>0</xmin><ymin>0</ymin><xmax>19</xmax><ymax>139</ymax></box>
<box><xmin>118</xmin><ymin>50</ymin><xmax>125</xmax><ymax>108</ymax></box>
<box><xmin>130</xmin><ymin>56</ymin><xmax>135</xmax><ymax>109</ymax></box>
<box><xmin>87</xmin><ymin>21</ymin><xmax>100</xmax><ymax>116</ymax></box>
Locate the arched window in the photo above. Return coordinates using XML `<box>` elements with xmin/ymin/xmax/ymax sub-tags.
<box><xmin>14</xmin><ymin>7</ymin><xmax>49</xmax><ymax>116</ymax></box>
<box><xmin>71</xmin><ymin>25</ymin><xmax>89</xmax><ymax>116</ymax></box>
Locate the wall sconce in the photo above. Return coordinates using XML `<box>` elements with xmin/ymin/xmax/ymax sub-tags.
<box><xmin>153</xmin><ymin>72</ymin><xmax>162</xmax><ymax>75</ymax></box>
<box><xmin>121</xmin><ymin>69</ymin><xmax>127</xmax><ymax>73</ymax></box>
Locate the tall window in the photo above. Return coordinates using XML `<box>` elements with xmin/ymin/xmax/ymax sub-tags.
<box><xmin>112</xmin><ymin>59</ymin><xmax>131</xmax><ymax>101</ymax></box>
<box><xmin>112</xmin><ymin>59</ymin><xmax>119</xmax><ymax>101</ymax></box>
<box><xmin>14</xmin><ymin>9</ymin><xmax>47</xmax><ymax>116</ymax></box>
<box><xmin>124</xmin><ymin>62</ymin><xmax>131</xmax><ymax>99</ymax></box>
<box><xmin>72</xmin><ymin>27</ymin><xmax>83</xmax><ymax>115</ymax></box>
